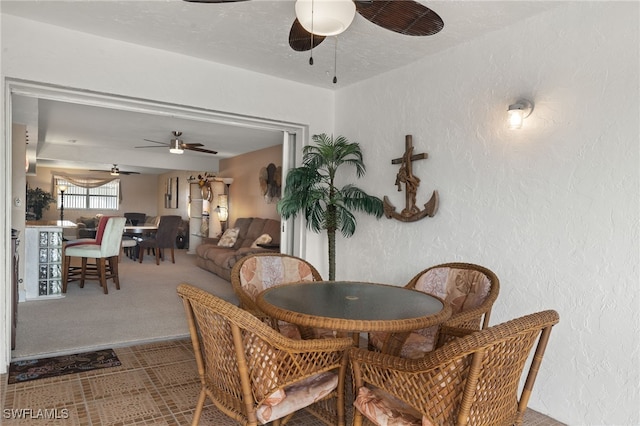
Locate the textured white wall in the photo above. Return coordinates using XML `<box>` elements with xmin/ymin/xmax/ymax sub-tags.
<box><xmin>332</xmin><ymin>3</ymin><xmax>639</xmax><ymax>425</ymax></box>
<box><xmin>0</xmin><ymin>15</ymin><xmax>334</xmax><ymax>133</ymax></box>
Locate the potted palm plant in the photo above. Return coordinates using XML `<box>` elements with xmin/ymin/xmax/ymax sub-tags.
<box><xmin>277</xmin><ymin>133</ymin><xmax>383</xmax><ymax>280</ymax></box>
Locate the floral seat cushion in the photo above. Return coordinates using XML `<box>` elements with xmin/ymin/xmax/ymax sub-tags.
<box><xmin>256</xmin><ymin>371</ymin><xmax>338</xmax><ymax>424</ymax></box>
<box><xmin>354</xmin><ymin>386</ymin><xmax>434</xmax><ymax>426</ymax></box>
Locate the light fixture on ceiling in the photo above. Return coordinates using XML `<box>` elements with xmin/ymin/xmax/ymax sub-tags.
<box><xmin>169</xmin><ymin>138</ymin><xmax>184</xmax><ymax>154</ymax></box>
<box><xmin>110</xmin><ymin>165</ymin><xmax>120</xmax><ymax>176</ymax></box>
<box><xmin>507</xmin><ymin>99</ymin><xmax>534</xmax><ymax>129</ymax></box>
<box><xmin>294</xmin><ymin>0</ymin><xmax>356</xmax><ymax>36</ymax></box>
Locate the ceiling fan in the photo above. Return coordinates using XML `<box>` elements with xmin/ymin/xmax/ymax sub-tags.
<box><xmin>135</xmin><ymin>131</ymin><xmax>218</xmax><ymax>155</ymax></box>
<box><xmin>183</xmin><ymin>0</ymin><xmax>444</xmax><ymax>52</ymax></box>
<box><xmin>90</xmin><ymin>164</ymin><xmax>140</xmax><ymax>176</ymax></box>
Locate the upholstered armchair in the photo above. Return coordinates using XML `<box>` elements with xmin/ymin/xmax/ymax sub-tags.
<box><xmin>369</xmin><ymin>262</ymin><xmax>500</xmax><ymax>358</ymax></box>
<box><xmin>351</xmin><ymin>310</ymin><xmax>559</xmax><ymax>426</ymax></box>
<box><xmin>177</xmin><ymin>283</ymin><xmax>353</xmax><ymax>426</ymax></box>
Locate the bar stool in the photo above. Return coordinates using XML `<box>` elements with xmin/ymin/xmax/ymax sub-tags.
<box><xmin>62</xmin><ymin>217</ymin><xmax>126</xmax><ymax>294</ymax></box>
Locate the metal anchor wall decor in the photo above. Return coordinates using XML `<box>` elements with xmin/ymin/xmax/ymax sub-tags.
<box><xmin>383</xmin><ymin>135</ymin><xmax>438</xmax><ymax>222</ymax></box>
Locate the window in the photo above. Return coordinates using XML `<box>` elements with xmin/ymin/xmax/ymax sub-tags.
<box><xmin>56</xmin><ymin>178</ymin><xmax>120</xmax><ymax>210</ymax></box>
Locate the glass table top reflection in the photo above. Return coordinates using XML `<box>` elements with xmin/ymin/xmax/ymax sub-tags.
<box><xmin>256</xmin><ymin>281</ymin><xmax>451</xmax><ymax>334</ymax></box>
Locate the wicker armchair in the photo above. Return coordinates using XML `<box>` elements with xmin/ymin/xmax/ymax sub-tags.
<box><xmin>351</xmin><ymin>310</ymin><xmax>559</xmax><ymax>426</ymax></box>
<box><xmin>177</xmin><ymin>284</ymin><xmax>353</xmax><ymax>426</ymax></box>
<box><xmin>231</xmin><ymin>253</ymin><xmax>326</xmax><ymax>339</ymax></box>
<box><xmin>369</xmin><ymin>262</ymin><xmax>500</xmax><ymax>358</ymax></box>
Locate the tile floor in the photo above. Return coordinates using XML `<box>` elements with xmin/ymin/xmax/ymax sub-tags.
<box><xmin>1</xmin><ymin>338</ymin><xmax>564</xmax><ymax>425</ymax></box>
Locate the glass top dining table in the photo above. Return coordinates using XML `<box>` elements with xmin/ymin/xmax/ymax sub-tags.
<box><xmin>256</xmin><ymin>281</ymin><xmax>451</xmax><ymax>335</ymax></box>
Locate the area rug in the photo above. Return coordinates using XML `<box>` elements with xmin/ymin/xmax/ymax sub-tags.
<box><xmin>8</xmin><ymin>349</ymin><xmax>121</xmax><ymax>384</ymax></box>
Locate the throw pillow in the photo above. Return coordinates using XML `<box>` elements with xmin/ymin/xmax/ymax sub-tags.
<box><xmin>251</xmin><ymin>233</ymin><xmax>273</xmax><ymax>248</ymax></box>
<box><xmin>217</xmin><ymin>227</ymin><xmax>240</xmax><ymax>247</ymax></box>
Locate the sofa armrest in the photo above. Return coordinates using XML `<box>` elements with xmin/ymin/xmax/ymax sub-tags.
<box><xmin>202</xmin><ymin>237</ymin><xmax>220</xmax><ymax>245</ymax></box>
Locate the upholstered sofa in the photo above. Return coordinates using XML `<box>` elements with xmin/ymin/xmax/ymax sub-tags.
<box><xmin>75</xmin><ymin>215</ymin><xmax>103</xmax><ymax>238</ymax></box>
<box><xmin>195</xmin><ymin>217</ymin><xmax>280</xmax><ymax>281</ymax></box>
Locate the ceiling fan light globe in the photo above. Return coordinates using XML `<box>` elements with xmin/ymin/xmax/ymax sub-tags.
<box><xmin>295</xmin><ymin>0</ymin><xmax>356</xmax><ymax>36</ymax></box>
<box><xmin>170</xmin><ymin>138</ymin><xmax>184</xmax><ymax>154</ymax></box>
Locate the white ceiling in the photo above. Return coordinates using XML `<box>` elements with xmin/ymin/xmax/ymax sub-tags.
<box><xmin>2</xmin><ymin>0</ymin><xmax>561</xmax><ymax>174</ymax></box>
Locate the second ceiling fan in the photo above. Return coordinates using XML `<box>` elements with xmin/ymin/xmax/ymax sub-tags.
<box><xmin>136</xmin><ymin>131</ymin><xmax>218</xmax><ymax>155</ymax></box>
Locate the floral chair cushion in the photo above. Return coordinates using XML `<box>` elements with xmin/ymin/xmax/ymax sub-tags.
<box><xmin>354</xmin><ymin>386</ymin><xmax>434</xmax><ymax>426</ymax></box>
<box><xmin>413</xmin><ymin>267</ymin><xmax>490</xmax><ymax>315</ymax></box>
<box><xmin>239</xmin><ymin>256</ymin><xmax>317</xmax><ymax>301</ymax></box>
<box><xmin>370</xmin><ymin>267</ymin><xmax>492</xmax><ymax>358</ymax></box>
<box><xmin>256</xmin><ymin>371</ymin><xmax>338</xmax><ymax>424</ymax></box>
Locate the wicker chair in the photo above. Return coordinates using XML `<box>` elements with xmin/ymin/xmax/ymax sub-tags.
<box><xmin>369</xmin><ymin>262</ymin><xmax>500</xmax><ymax>358</ymax></box>
<box><xmin>351</xmin><ymin>310</ymin><xmax>560</xmax><ymax>426</ymax></box>
<box><xmin>231</xmin><ymin>252</ymin><xmax>327</xmax><ymax>339</ymax></box>
<box><xmin>177</xmin><ymin>283</ymin><xmax>353</xmax><ymax>426</ymax></box>
<box><xmin>138</xmin><ymin>215</ymin><xmax>182</xmax><ymax>265</ymax></box>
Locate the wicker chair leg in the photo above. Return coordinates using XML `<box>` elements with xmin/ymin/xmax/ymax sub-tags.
<box><xmin>190</xmin><ymin>389</ymin><xmax>207</xmax><ymax>426</ymax></box>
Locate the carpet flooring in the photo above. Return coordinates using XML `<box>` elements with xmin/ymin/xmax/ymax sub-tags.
<box><xmin>12</xmin><ymin>249</ymin><xmax>237</xmax><ymax>361</ymax></box>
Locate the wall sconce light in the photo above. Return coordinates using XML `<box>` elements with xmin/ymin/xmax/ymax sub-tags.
<box><xmin>507</xmin><ymin>99</ymin><xmax>534</xmax><ymax>129</ymax></box>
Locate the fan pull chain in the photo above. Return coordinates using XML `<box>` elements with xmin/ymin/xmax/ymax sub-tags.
<box><xmin>309</xmin><ymin>0</ymin><xmax>314</xmax><ymax>66</ymax></box>
<box><xmin>333</xmin><ymin>37</ymin><xmax>338</xmax><ymax>84</ymax></box>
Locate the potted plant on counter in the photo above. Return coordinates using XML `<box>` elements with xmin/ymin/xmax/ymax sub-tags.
<box><xmin>26</xmin><ymin>186</ymin><xmax>56</xmax><ymax>220</ymax></box>
<box><xmin>277</xmin><ymin>133</ymin><xmax>383</xmax><ymax>280</ymax></box>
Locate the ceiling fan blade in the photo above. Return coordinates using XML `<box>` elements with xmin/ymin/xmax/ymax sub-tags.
<box><xmin>135</xmin><ymin>145</ymin><xmax>166</xmax><ymax>149</ymax></box>
<box><xmin>120</xmin><ymin>171</ymin><xmax>141</xmax><ymax>175</ymax></box>
<box><xmin>181</xmin><ymin>143</ymin><xmax>205</xmax><ymax>148</ymax></box>
<box><xmin>355</xmin><ymin>0</ymin><xmax>444</xmax><ymax>36</ymax></box>
<box><xmin>185</xmin><ymin>146</ymin><xmax>218</xmax><ymax>155</ymax></box>
<box><xmin>142</xmin><ymin>139</ymin><xmax>169</xmax><ymax>145</ymax></box>
<box><xmin>289</xmin><ymin>18</ymin><xmax>326</xmax><ymax>52</ymax></box>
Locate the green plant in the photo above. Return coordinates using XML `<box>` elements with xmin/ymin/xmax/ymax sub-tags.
<box><xmin>277</xmin><ymin>133</ymin><xmax>383</xmax><ymax>280</ymax></box>
<box><xmin>26</xmin><ymin>186</ymin><xmax>56</xmax><ymax>220</ymax></box>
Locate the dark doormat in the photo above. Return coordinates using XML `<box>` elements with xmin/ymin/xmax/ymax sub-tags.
<box><xmin>8</xmin><ymin>349</ymin><xmax>121</xmax><ymax>384</ymax></box>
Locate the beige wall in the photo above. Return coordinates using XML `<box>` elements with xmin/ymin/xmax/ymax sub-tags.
<box><xmin>218</xmin><ymin>144</ymin><xmax>282</xmax><ymax>226</ymax></box>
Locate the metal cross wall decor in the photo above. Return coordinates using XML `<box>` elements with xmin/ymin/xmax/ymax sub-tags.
<box><xmin>383</xmin><ymin>135</ymin><xmax>438</xmax><ymax>222</ymax></box>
